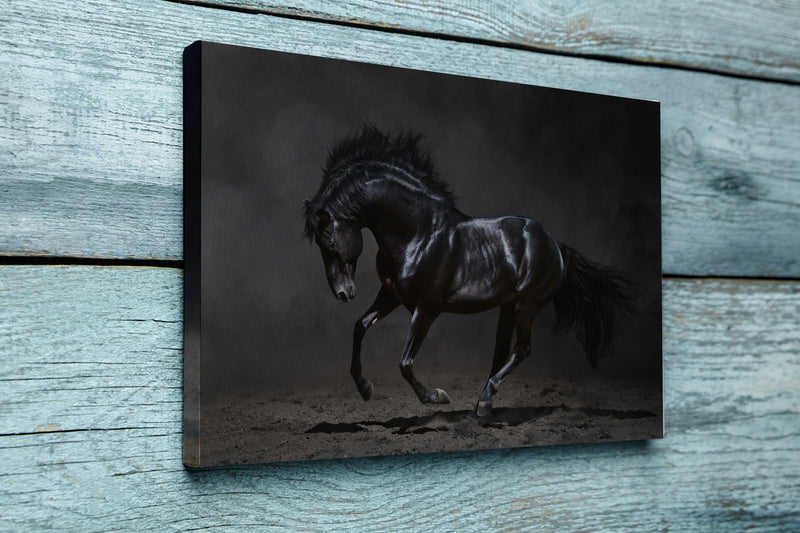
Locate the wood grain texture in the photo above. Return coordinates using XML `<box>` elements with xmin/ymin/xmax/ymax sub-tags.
<box><xmin>1</xmin><ymin>0</ymin><xmax>799</xmax><ymax>276</ymax></box>
<box><xmin>187</xmin><ymin>0</ymin><xmax>800</xmax><ymax>82</ymax></box>
<box><xmin>2</xmin><ymin>265</ymin><xmax>799</xmax><ymax>531</ymax></box>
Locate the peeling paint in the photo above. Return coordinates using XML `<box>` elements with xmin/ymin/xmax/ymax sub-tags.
<box><xmin>34</xmin><ymin>423</ymin><xmax>61</xmax><ymax>432</ymax></box>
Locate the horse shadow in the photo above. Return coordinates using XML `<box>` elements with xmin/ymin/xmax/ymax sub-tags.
<box><xmin>306</xmin><ymin>405</ymin><xmax>656</xmax><ymax>436</ymax></box>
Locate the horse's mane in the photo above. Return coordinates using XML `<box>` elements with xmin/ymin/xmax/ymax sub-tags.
<box><xmin>304</xmin><ymin>125</ymin><xmax>455</xmax><ymax>240</ymax></box>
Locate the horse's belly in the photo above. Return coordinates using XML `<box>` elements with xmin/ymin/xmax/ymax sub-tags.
<box><xmin>441</xmin><ymin>296</ymin><xmax>512</xmax><ymax>314</ymax></box>
<box><xmin>442</xmin><ymin>275</ymin><xmax>517</xmax><ymax>314</ymax></box>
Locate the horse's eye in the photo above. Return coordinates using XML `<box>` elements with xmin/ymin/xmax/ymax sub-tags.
<box><xmin>317</xmin><ymin>237</ymin><xmax>336</xmax><ymax>254</ymax></box>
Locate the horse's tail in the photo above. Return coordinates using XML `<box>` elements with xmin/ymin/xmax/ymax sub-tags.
<box><xmin>552</xmin><ymin>242</ymin><xmax>639</xmax><ymax>367</ymax></box>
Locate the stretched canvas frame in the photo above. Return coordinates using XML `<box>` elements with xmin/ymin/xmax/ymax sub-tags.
<box><xmin>184</xmin><ymin>40</ymin><xmax>662</xmax><ymax>467</ymax></box>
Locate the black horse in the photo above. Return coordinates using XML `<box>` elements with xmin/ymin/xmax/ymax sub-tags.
<box><xmin>304</xmin><ymin>126</ymin><xmax>635</xmax><ymax>416</ymax></box>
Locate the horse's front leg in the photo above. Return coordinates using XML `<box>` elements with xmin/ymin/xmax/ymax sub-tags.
<box><xmin>399</xmin><ymin>307</ymin><xmax>450</xmax><ymax>405</ymax></box>
<box><xmin>352</xmin><ymin>286</ymin><xmax>399</xmax><ymax>401</ymax></box>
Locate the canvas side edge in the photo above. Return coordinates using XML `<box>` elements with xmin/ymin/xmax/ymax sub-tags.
<box><xmin>183</xmin><ymin>40</ymin><xmax>203</xmax><ymax>468</ymax></box>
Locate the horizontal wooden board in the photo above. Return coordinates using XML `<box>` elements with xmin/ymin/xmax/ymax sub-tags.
<box><xmin>1</xmin><ymin>265</ymin><xmax>798</xmax><ymax>530</ymax></box>
<box><xmin>1</xmin><ymin>0</ymin><xmax>799</xmax><ymax>276</ymax></box>
<box><xmin>188</xmin><ymin>0</ymin><xmax>800</xmax><ymax>83</ymax></box>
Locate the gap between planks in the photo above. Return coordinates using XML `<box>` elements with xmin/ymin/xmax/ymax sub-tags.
<box><xmin>0</xmin><ymin>256</ymin><xmax>184</xmax><ymax>269</ymax></box>
<box><xmin>1</xmin><ymin>258</ymin><xmax>797</xmax><ymax>283</ymax></box>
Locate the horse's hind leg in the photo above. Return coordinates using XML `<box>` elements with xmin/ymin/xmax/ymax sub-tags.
<box><xmin>352</xmin><ymin>287</ymin><xmax>399</xmax><ymax>401</ymax></box>
<box><xmin>399</xmin><ymin>307</ymin><xmax>450</xmax><ymax>405</ymax></box>
<box><xmin>489</xmin><ymin>303</ymin><xmax>515</xmax><ymax>376</ymax></box>
<box><xmin>475</xmin><ymin>305</ymin><xmax>538</xmax><ymax>417</ymax></box>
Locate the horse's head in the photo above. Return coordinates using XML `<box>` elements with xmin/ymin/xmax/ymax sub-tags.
<box><xmin>304</xmin><ymin>202</ymin><xmax>363</xmax><ymax>303</ymax></box>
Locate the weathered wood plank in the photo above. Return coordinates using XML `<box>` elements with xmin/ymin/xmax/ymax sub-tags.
<box><xmin>1</xmin><ymin>266</ymin><xmax>798</xmax><ymax>530</ymax></box>
<box><xmin>1</xmin><ymin>0</ymin><xmax>799</xmax><ymax>276</ymax></box>
<box><xmin>187</xmin><ymin>0</ymin><xmax>800</xmax><ymax>83</ymax></box>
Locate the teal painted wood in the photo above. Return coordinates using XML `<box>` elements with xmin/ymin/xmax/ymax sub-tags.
<box><xmin>1</xmin><ymin>266</ymin><xmax>799</xmax><ymax>530</ymax></box>
<box><xmin>189</xmin><ymin>0</ymin><xmax>800</xmax><ymax>82</ymax></box>
<box><xmin>1</xmin><ymin>0</ymin><xmax>799</xmax><ymax>276</ymax></box>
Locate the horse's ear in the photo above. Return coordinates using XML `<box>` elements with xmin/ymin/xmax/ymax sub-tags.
<box><xmin>315</xmin><ymin>209</ymin><xmax>331</xmax><ymax>226</ymax></box>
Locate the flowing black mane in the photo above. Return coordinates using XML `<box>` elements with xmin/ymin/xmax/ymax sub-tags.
<box><xmin>304</xmin><ymin>125</ymin><xmax>455</xmax><ymax>240</ymax></box>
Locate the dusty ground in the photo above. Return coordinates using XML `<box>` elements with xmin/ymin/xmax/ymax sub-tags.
<box><xmin>199</xmin><ymin>374</ymin><xmax>662</xmax><ymax>465</ymax></box>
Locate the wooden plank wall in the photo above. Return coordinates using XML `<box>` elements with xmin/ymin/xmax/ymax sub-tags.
<box><xmin>1</xmin><ymin>1</ymin><xmax>798</xmax><ymax>530</ymax></box>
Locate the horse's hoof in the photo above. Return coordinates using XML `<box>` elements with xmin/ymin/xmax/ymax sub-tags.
<box><xmin>475</xmin><ymin>399</ymin><xmax>492</xmax><ymax>417</ymax></box>
<box><xmin>357</xmin><ymin>378</ymin><xmax>373</xmax><ymax>401</ymax></box>
<box><xmin>432</xmin><ymin>388</ymin><xmax>450</xmax><ymax>404</ymax></box>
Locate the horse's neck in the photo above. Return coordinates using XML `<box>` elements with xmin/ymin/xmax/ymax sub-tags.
<box><xmin>357</xmin><ymin>174</ymin><xmax>463</xmax><ymax>248</ymax></box>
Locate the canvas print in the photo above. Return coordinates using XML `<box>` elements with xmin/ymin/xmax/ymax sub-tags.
<box><xmin>183</xmin><ymin>41</ymin><xmax>662</xmax><ymax>467</ymax></box>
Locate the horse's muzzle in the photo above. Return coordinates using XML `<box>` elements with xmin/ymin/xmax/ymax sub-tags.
<box><xmin>335</xmin><ymin>284</ymin><xmax>356</xmax><ymax>303</ymax></box>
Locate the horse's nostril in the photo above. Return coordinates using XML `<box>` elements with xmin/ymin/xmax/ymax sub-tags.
<box><xmin>337</xmin><ymin>290</ymin><xmax>347</xmax><ymax>301</ymax></box>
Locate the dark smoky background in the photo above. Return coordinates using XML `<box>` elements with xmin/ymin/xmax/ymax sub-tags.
<box><xmin>198</xmin><ymin>42</ymin><xmax>661</xmax><ymax>401</ymax></box>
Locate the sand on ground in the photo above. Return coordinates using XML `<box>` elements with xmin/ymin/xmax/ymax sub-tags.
<box><xmin>199</xmin><ymin>372</ymin><xmax>662</xmax><ymax>465</ymax></box>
